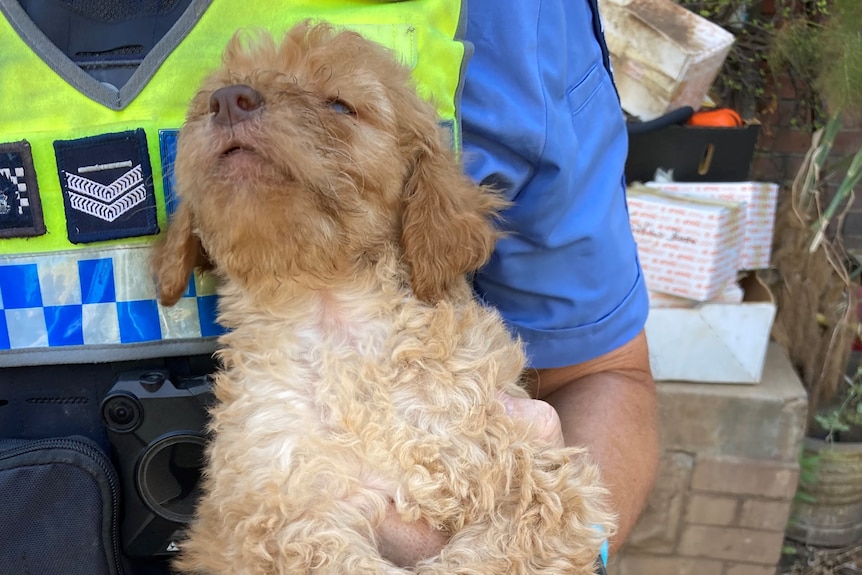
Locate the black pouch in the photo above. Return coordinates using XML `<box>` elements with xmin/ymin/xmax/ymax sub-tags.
<box><xmin>0</xmin><ymin>435</ymin><xmax>124</xmax><ymax>575</ymax></box>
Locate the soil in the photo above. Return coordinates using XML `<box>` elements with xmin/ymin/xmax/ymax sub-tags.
<box><xmin>779</xmin><ymin>539</ymin><xmax>862</xmax><ymax>575</ymax></box>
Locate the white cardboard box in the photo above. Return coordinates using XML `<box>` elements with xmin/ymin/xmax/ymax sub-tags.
<box><xmin>598</xmin><ymin>0</ymin><xmax>735</xmax><ymax>120</ymax></box>
<box><xmin>645</xmin><ymin>275</ymin><xmax>776</xmax><ymax>384</ymax></box>
<box><xmin>648</xmin><ymin>279</ymin><xmax>744</xmax><ymax>308</ymax></box>
<box><xmin>627</xmin><ymin>185</ymin><xmax>744</xmax><ymax>301</ymax></box>
<box><xmin>646</xmin><ymin>181</ymin><xmax>779</xmax><ymax>270</ymax></box>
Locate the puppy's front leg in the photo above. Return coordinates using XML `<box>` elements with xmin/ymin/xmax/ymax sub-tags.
<box><xmin>412</xmin><ymin>443</ymin><xmax>611</xmax><ymax>575</ymax></box>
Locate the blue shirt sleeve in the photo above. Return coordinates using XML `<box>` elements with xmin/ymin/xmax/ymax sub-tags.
<box><xmin>462</xmin><ymin>0</ymin><xmax>648</xmax><ymax>369</ymax></box>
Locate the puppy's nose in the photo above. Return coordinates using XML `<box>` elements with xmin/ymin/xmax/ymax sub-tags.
<box><xmin>209</xmin><ymin>84</ymin><xmax>263</xmax><ymax>125</ymax></box>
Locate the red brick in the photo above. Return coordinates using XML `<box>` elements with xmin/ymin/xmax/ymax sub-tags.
<box><xmin>626</xmin><ymin>451</ymin><xmax>693</xmax><ymax>554</ymax></box>
<box><xmin>677</xmin><ymin>525</ymin><xmax>785</xmax><ymax>564</ymax></box>
<box><xmin>739</xmin><ymin>499</ymin><xmax>792</xmax><ymax>531</ymax></box>
<box><xmin>616</xmin><ymin>555</ymin><xmax>724</xmax><ymax>575</ymax></box>
<box><xmin>773</xmin><ymin>75</ymin><xmax>799</xmax><ymax>100</ymax></box>
<box><xmin>770</xmin><ymin>129</ymin><xmax>816</xmax><ymax>155</ymax></box>
<box><xmin>832</xmin><ymin>129</ymin><xmax>862</xmax><ymax>155</ymax></box>
<box><xmin>749</xmin><ymin>154</ymin><xmax>784</xmax><ymax>183</ymax></box>
<box><xmin>784</xmin><ymin>154</ymin><xmax>809</xmax><ymax>181</ymax></box>
<box><xmin>840</xmin><ymin>210</ymin><xmax>862</xmax><ymax>239</ymax></box>
<box><xmin>842</xmin><ymin>112</ymin><xmax>862</xmax><ymax>130</ymax></box>
<box><xmin>758</xmin><ymin>102</ymin><xmax>779</xmax><ymax>128</ymax></box>
<box><xmin>774</xmin><ymin>99</ymin><xmax>814</xmax><ymax>130</ymax></box>
<box><xmin>843</xmin><ymin>235</ymin><xmax>862</xmax><ymax>252</ymax></box>
<box><xmin>690</xmin><ymin>456</ymin><xmax>799</xmax><ymax>499</ymax></box>
<box><xmin>760</xmin><ymin>0</ymin><xmax>776</xmax><ymax>14</ymax></box>
<box><xmin>755</xmin><ymin>128</ymin><xmax>777</xmax><ymax>153</ymax></box>
<box><xmin>685</xmin><ymin>494</ymin><xmax>738</xmax><ymax>526</ymax></box>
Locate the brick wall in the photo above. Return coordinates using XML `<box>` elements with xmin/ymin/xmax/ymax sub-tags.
<box><xmin>678</xmin><ymin>457</ymin><xmax>795</xmax><ymax>563</ymax></box>
<box><xmin>833</xmin><ymin>120</ymin><xmax>862</xmax><ymax>250</ymax></box>
<box><xmin>616</xmin><ymin>453</ymin><xmax>797</xmax><ymax>575</ymax></box>
<box><xmin>610</xmin><ymin>344</ymin><xmax>809</xmax><ymax>575</ymax></box>
<box><xmin>750</xmin><ymin>77</ymin><xmax>862</xmax><ymax>250</ymax></box>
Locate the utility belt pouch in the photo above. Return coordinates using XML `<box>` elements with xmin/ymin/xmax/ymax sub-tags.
<box><xmin>0</xmin><ymin>435</ymin><xmax>124</xmax><ymax>575</ymax></box>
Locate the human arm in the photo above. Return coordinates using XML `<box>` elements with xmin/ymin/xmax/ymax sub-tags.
<box><xmin>456</xmin><ymin>0</ymin><xmax>659</xmax><ymax>550</ymax></box>
<box><xmin>528</xmin><ymin>330</ymin><xmax>658</xmax><ymax>555</ymax></box>
<box><xmin>376</xmin><ymin>0</ymin><xmax>660</xmax><ymax>564</ymax></box>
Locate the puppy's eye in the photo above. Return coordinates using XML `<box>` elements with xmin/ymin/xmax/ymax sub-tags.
<box><xmin>327</xmin><ymin>99</ymin><xmax>355</xmax><ymax>115</ymax></box>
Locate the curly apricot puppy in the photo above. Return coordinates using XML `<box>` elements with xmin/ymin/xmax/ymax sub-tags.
<box><xmin>153</xmin><ymin>21</ymin><xmax>615</xmax><ymax>575</ymax></box>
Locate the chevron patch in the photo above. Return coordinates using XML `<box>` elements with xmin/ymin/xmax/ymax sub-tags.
<box><xmin>64</xmin><ymin>165</ymin><xmax>148</xmax><ymax>222</ymax></box>
<box><xmin>54</xmin><ymin>130</ymin><xmax>159</xmax><ymax>244</ymax></box>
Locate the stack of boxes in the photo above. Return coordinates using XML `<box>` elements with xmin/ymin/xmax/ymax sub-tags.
<box><xmin>598</xmin><ymin>5</ymin><xmax>798</xmax><ymax>575</ymax></box>
<box><xmin>628</xmin><ymin>180</ymin><xmax>779</xmax><ymax>384</ymax></box>
<box><xmin>597</xmin><ymin>0</ymin><xmax>781</xmax><ymax>384</ymax></box>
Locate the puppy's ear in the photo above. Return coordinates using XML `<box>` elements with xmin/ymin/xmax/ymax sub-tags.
<box><xmin>151</xmin><ymin>203</ymin><xmax>212</xmax><ymax>306</ymax></box>
<box><xmin>401</xmin><ymin>125</ymin><xmax>507</xmax><ymax>304</ymax></box>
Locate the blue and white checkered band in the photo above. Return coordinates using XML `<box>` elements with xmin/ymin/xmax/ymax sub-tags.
<box><xmin>0</xmin><ymin>246</ymin><xmax>224</xmax><ymax>367</ymax></box>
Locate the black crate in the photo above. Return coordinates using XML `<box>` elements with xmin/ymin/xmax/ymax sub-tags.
<box><xmin>625</xmin><ymin>124</ymin><xmax>760</xmax><ymax>184</ymax></box>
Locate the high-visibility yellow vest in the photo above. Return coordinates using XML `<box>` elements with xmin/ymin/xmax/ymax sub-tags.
<box><xmin>0</xmin><ymin>0</ymin><xmax>467</xmax><ymax>366</ymax></box>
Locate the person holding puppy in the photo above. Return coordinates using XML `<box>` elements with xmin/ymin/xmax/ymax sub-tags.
<box><xmin>0</xmin><ymin>0</ymin><xmax>656</xmax><ymax>572</ymax></box>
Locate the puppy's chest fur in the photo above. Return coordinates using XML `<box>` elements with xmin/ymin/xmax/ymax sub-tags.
<box><xmin>206</xmin><ymin>277</ymin><xmax>528</xmax><ymax>503</ymax></box>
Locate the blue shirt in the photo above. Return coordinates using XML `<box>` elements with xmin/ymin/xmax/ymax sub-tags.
<box><xmin>462</xmin><ymin>0</ymin><xmax>649</xmax><ymax>369</ymax></box>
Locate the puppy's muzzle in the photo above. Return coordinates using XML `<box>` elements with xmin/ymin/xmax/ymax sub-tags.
<box><xmin>210</xmin><ymin>84</ymin><xmax>264</xmax><ymax>126</ymax></box>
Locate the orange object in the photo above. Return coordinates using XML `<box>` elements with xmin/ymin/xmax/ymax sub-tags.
<box><xmin>686</xmin><ymin>108</ymin><xmax>743</xmax><ymax>128</ymax></box>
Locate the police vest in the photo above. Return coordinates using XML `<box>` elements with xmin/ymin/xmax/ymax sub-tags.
<box><xmin>0</xmin><ymin>0</ymin><xmax>467</xmax><ymax>367</ymax></box>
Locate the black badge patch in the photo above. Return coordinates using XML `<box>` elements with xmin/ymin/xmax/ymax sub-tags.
<box><xmin>54</xmin><ymin>129</ymin><xmax>159</xmax><ymax>244</ymax></box>
<box><xmin>0</xmin><ymin>141</ymin><xmax>46</xmax><ymax>239</ymax></box>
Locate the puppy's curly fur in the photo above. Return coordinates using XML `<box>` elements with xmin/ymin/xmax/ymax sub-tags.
<box><xmin>153</xmin><ymin>22</ymin><xmax>616</xmax><ymax>575</ymax></box>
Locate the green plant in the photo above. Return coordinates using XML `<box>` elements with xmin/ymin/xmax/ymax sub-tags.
<box><xmin>678</xmin><ymin>0</ymin><xmax>860</xmax><ymax>131</ymax></box>
<box><xmin>808</xmin><ymin>122</ymin><xmax>862</xmax><ymax>254</ymax></box>
<box><xmin>814</xmin><ymin>368</ymin><xmax>862</xmax><ymax>441</ymax></box>
<box><xmin>769</xmin><ymin>0</ymin><xmax>862</xmax><ymax>128</ymax></box>
<box><xmin>769</xmin><ymin>112</ymin><xmax>861</xmax><ymax>422</ymax></box>
<box><xmin>763</xmin><ymin>0</ymin><xmax>862</xmax><ymax>426</ymax></box>
<box><xmin>794</xmin><ymin>446</ymin><xmax>821</xmax><ymax>504</ymax></box>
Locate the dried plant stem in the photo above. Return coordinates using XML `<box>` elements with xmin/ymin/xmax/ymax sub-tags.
<box><xmin>769</xmin><ymin>114</ymin><xmax>860</xmax><ymax>420</ymax></box>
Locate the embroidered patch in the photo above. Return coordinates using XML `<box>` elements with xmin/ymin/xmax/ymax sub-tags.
<box><xmin>54</xmin><ymin>129</ymin><xmax>159</xmax><ymax>244</ymax></box>
<box><xmin>0</xmin><ymin>141</ymin><xmax>46</xmax><ymax>238</ymax></box>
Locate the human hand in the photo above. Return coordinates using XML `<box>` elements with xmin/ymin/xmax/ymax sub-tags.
<box><xmin>502</xmin><ymin>394</ymin><xmax>565</xmax><ymax>449</ymax></box>
<box><xmin>376</xmin><ymin>394</ymin><xmax>565</xmax><ymax>566</ymax></box>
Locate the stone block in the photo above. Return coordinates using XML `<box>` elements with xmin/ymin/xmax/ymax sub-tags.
<box><xmin>739</xmin><ymin>499</ymin><xmax>793</xmax><ymax>531</ymax></box>
<box><xmin>625</xmin><ymin>451</ymin><xmax>693</xmax><ymax>554</ymax></box>
<box><xmin>726</xmin><ymin>563</ymin><xmax>784</xmax><ymax>575</ymax></box>
<box><xmin>657</xmin><ymin>344</ymin><xmax>808</xmax><ymax>462</ymax></box>
<box><xmin>616</xmin><ymin>554</ymin><xmax>724</xmax><ymax>575</ymax></box>
<box><xmin>677</xmin><ymin>525</ymin><xmax>785</xmax><ymax>564</ymax></box>
<box><xmin>685</xmin><ymin>494</ymin><xmax>739</xmax><ymax>526</ymax></box>
<box><xmin>691</xmin><ymin>456</ymin><xmax>799</xmax><ymax>499</ymax></box>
